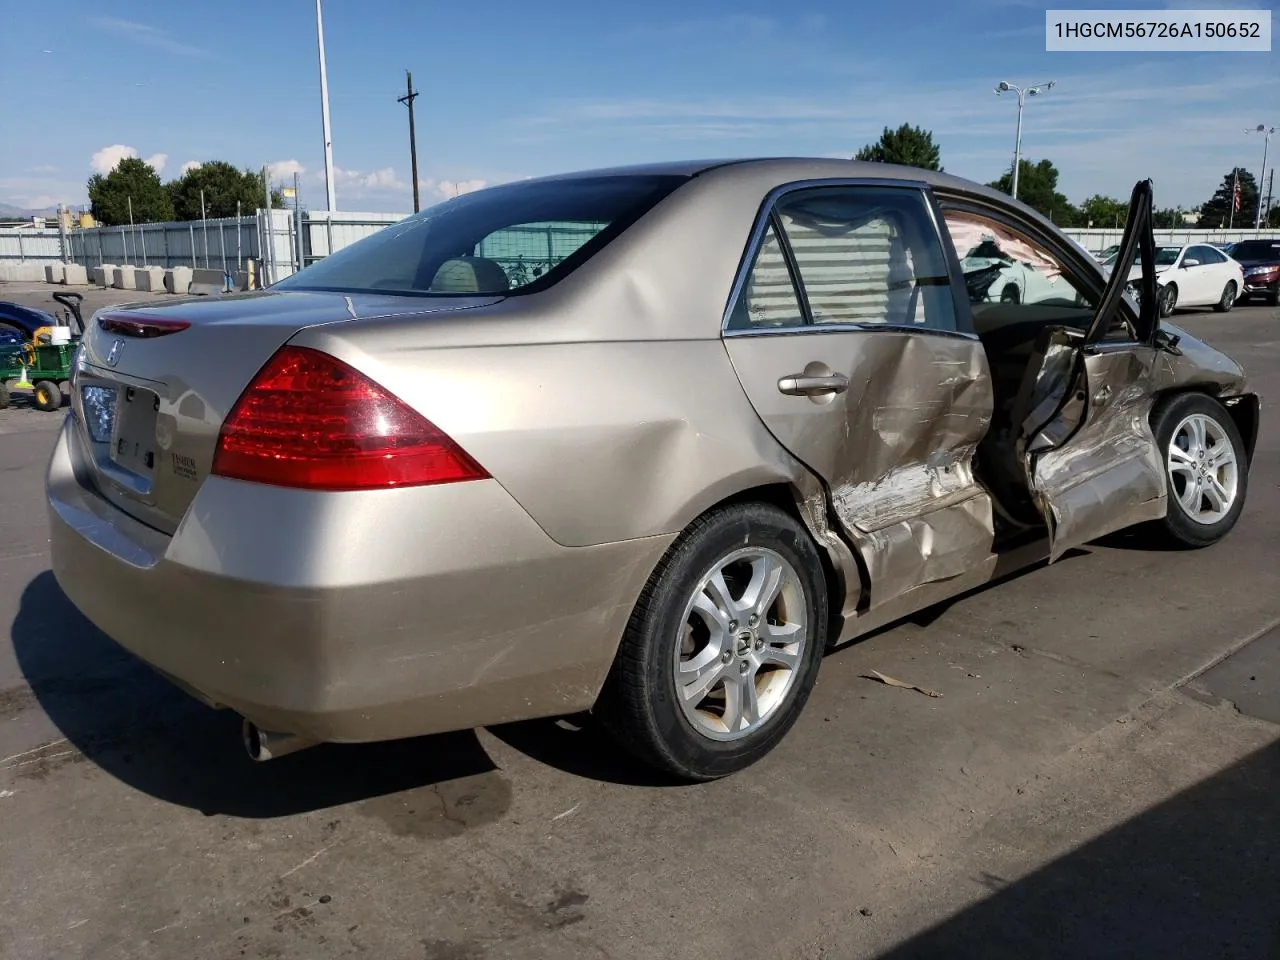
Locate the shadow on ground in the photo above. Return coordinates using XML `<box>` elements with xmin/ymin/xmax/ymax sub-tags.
<box><xmin>877</xmin><ymin>739</ymin><xmax>1280</xmax><ymax>960</ymax></box>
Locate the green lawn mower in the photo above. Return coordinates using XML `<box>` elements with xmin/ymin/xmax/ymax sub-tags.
<box><xmin>0</xmin><ymin>291</ymin><xmax>85</xmax><ymax>412</ymax></box>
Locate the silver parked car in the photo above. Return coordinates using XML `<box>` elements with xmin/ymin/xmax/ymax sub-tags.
<box><xmin>48</xmin><ymin>160</ymin><xmax>1258</xmax><ymax>780</ymax></box>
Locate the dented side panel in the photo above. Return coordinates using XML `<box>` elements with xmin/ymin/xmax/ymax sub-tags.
<box><xmin>1029</xmin><ymin>345</ymin><xmax>1168</xmax><ymax>560</ymax></box>
<box><xmin>724</xmin><ymin>329</ymin><xmax>997</xmax><ymax>610</ymax></box>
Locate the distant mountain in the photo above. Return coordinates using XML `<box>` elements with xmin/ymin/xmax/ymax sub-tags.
<box><xmin>0</xmin><ymin>201</ymin><xmax>61</xmax><ymax>218</ymax></box>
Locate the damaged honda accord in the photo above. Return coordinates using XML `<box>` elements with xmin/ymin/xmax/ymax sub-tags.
<box><xmin>47</xmin><ymin>159</ymin><xmax>1259</xmax><ymax>781</ymax></box>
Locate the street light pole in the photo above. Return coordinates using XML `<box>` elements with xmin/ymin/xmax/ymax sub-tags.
<box><xmin>1246</xmin><ymin>124</ymin><xmax>1275</xmax><ymax>230</ymax></box>
<box><xmin>995</xmin><ymin>79</ymin><xmax>1055</xmax><ymax>201</ymax></box>
<box><xmin>315</xmin><ymin>0</ymin><xmax>337</xmax><ymax>212</ymax></box>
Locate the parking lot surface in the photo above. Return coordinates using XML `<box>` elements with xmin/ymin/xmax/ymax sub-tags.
<box><xmin>1</xmin><ymin>283</ymin><xmax>1278</xmax><ymax>959</ymax></box>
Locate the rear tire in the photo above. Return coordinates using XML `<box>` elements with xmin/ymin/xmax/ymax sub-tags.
<box><xmin>32</xmin><ymin>380</ymin><xmax>62</xmax><ymax>412</ymax></box>
<box><xmin>1160</xmin><ymin>284</ymin><xmax>1178</xmax><ymax>317</ymax></box>
<box><xmin>1150</xmin><ymin>392</ymin><xmax>1247</xmax><ymax>548</ymax></box>
<box><xmin>0</xmin><ymin>381</ymin><xmax>9</xmax><ymax>409</ymax></box>
<box><xmin>1213</xmin><ymin>281</ymin><xmax>1237</xmax><ymax>313</ymax></box>
<box><xmin>597</xmin><ymin>502</ymin><xmax>828</xmax><ymax>781</ymax></box>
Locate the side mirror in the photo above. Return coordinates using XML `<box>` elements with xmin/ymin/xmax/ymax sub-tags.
<box><xmin>1183</xmin><ymin>258</ymin><xmax>1200</xmax><ymax>267</ymax></box>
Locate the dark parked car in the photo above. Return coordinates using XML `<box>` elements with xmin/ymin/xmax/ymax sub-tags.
<box><xmin>1225</xmin><ymin>239</ymin><xmax>1280</xmax><ymax>305</ymax></box>
<box><xmin>0</xmin><ymin>300</ymin><xmax>57</xmax><ymax>344</ymax></box>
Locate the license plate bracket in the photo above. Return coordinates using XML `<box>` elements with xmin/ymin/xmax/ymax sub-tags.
<box><xmin>110</xmin><ymin>385</ymin><xmax>159</xmax><ymax>479</ymax></box>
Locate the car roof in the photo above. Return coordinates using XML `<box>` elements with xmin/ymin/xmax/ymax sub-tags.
<box><xmin>518</xmin><ymin>156</ymin><xmax>1011</xmax><ymax>196</ymax></box>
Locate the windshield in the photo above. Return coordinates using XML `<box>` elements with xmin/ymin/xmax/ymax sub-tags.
<box><xmin>1105</xmin><ymin>246</ymin><xmax>1180</xmax><ymax>267</ymax></box>
<box><xmin>1228</xmin><ymin>240</ymin><xmax>1280</xmax><ymax>260</ymax></box>
<box><xmin>275</xmin><ymin>174</ymin><xmax>688</xmax><ymax>297</ymax></box>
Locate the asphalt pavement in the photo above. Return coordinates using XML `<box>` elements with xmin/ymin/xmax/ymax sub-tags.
<box><xmin>1</xmin><ymin>282</ymin><xmax>1278</xmax><ymax>960</ymax></box>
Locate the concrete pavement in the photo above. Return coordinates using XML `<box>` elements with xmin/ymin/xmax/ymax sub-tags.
<box><xmin>0</xmin><ymin>290</ymin><xmax>1277</xmax><ymax>960</ymax></box>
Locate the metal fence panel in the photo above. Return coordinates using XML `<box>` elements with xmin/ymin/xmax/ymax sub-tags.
<box><xmin>10</xmin><ymin>214</ymin><xmax>1271</xmax><ymax>274</ymax></box>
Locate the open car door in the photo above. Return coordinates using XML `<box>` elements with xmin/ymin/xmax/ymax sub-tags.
<box><xmin>1013</xmin><ymin>180</ymin><xmax>1168</xmax><ymax>561</ymax></box>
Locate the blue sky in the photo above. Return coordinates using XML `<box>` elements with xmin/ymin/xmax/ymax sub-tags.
<box><xmin>1</xmin><ymin>0</ymin><xmax>1276</xmax><ymax>214</ymax></box>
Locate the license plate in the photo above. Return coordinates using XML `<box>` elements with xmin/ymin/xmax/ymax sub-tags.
<box><xmin>110</xmin><ymin>385</ymin><xmax>159</xmax><ymax>478</ymax></box>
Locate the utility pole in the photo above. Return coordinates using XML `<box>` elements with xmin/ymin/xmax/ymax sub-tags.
<box><xmin>1267</xmin><ymin>169</ymin><xmax>1275</xmax><ymax>228</ymax></box>
<box><xmin>1246</xmin><ymin>124</ymin><xmax>1275</xmax><ymax>230</ymax></box>
<box><xmin>398</xmin><ymin>70</ymin><xmax>421</xmax><ymax>213</ymax></box>
<box><xmin>315</xmin><ymin>0</ymin><xmax>337</xmax><ymax>211</ymax></box>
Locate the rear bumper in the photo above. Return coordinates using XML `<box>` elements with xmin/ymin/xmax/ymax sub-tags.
<box><xmin>1242</xmin><ymin>275</ymin><xmax>1278</xmax><ymax>297</ymax></box>
<box><xmin>47</xmin><ymin>417</ymin><xmax>671</xmax><ymax>743</ymax></box>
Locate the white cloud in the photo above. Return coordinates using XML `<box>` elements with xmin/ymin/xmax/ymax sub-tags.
<box><xmin>417</xmin><ymin>177</ymin><xmax>488</xmax><ymax>199</ymax></box>
<box><xmin>268</xmin><ymin>159</ymin><xmax>306</xmax><ymax>179</ymax></box>
<box><xmin>89</xmin><ymin>17</ymin><xmax>209</xmax><ymax>57</ymax></box>
<box><xmin>90</xmin><ymin>144</ymin><xmax>138</xmax><ymax>175</ymax></box>
<box><xmin>145</xmin><ymin>152</ymin><xmax>168</xmax><ymax>174</ymax></box>
<box><xmin>336</xmin><ymin>166</ymin><xmax>405</xmax><ymax>190</ymax></box>
<box><xmin>180</xmin><ymin>161</ymin><xmax>202</xmax><ymax>175</ymax></box>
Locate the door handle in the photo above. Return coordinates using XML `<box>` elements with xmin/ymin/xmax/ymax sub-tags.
<box><xmin>778</xmin><ymin>372</ymin><xmax>850</xmax><ymax>396</ymax></box>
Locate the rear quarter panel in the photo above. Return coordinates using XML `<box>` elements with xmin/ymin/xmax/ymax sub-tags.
<box><xmin>288</xmin><ymin>325</ymin><xmax>808</xmax><ymax>548</ymax></box>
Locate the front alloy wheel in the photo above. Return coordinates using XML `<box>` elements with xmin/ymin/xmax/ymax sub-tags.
<box><xmin>1151</xmin><ymin>392</ymin><xmax>1247</xmax><ymax>547</ymax></box>
<box><xmin>598</xmin><ymin>502</ymin><xmax>827</xmax><ymax>781</ymax></box>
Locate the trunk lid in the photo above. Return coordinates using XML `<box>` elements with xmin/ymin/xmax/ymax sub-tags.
<box><xmin>71</xmin><ymin>289</ymin><xmax>501</xmax><ymax>534</ymax></box>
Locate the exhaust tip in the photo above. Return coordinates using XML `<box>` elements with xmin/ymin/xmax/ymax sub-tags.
<box><xmin>241</xmin><ymin>718</ymin><xmax>317</xmax><ymax>762</ymax></box>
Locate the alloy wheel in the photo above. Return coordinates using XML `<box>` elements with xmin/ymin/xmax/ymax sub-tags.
<box><xmin>1166</xmin><ymin>413</ymin><xmax>1239</xmax><ymax>525</ymax></box>
<box><xmin>674</xmin><ymin>547</ymin><xmax>808</xmax><ymax>741</ymax></box>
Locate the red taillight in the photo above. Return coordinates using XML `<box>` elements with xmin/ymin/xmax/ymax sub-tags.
<box><xmin>98</xmin><ymin>313</ymin><xmax>191</xmax><ymax>337</ymax></box>
<box><xmin>211</xmin><ymin>346</ymin><xmax>488</xmax><ymax>491</ymax></box>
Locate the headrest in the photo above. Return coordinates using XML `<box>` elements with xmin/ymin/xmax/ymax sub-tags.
<box><xmin>429</xmin><ymin>256</ymin><xmax>511</xmax><ymax>294</ymax></box>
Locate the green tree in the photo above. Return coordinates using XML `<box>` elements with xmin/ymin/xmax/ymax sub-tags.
<box><xmin>854</xmin><ymin>123</ymin><xmax>943</xmax><ymax>171</ymax></box>
<box><xmin>1153</xmin><ymin>207</ymin><xmax>1188</xmax><ymax>229</ymax></box>
<box><xmin>87</xmin><ymin>157</ymin><xmax>174</xmax><ymax>225</ymax></box>
<box><xmin>1196</xmin><ymin>168</ymin><xmax>1259</xmax><ymax>228</ymax></box>
<box><xmin>169</xmin><ymin>161</ymin><xmax>282</xmax><ymax>220</ymax></box>
<box><xmin>988</xmin><ymin>158</ymin><xmax>1079</xmax><ymax>225</ymax></box>
<box><xmin>1078</xmin><ymin>194</ymin><xmax>1128</xmax><ymax>229</ymax></box>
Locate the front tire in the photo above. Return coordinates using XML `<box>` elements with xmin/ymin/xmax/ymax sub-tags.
<box><xmin>1151</xmin><ymin>392</ymin><xmax>1247</xmax><ymax>548</ymax></box>
<box><xmin>1000</xmin><ymin>284</ymin><xmax>1020</xmax><ymax>304</ymax></box>
<box><xmin>1160</xmin><ymin>284</ymin><xmax>1178</xmax><ymax>317</ymax></box>
<box><xmin>597</xmin><ymin>502</ymin><xmax>828</xmax><ymax>781</ymax></box>
<box><xmin>1213</xmin><ymin>281</ymin><xmax>1237</xmax><ymax>313</ymax></box>
<box><xmin>32</xmin><ymin>380</ymin><xmax>62</xmax><ymax>412</ymax></box>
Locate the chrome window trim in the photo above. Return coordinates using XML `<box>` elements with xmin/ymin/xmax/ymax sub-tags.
<box><xmin>720</xmin><ymin>177</ymin><xmax>971</xmax><ymax>341</ymax></box>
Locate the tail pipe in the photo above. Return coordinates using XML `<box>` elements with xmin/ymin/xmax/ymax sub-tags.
<box><xmin>242</xmin><ymin>719</ymin><xmax>318</xmax><ymax>762</ymax></box>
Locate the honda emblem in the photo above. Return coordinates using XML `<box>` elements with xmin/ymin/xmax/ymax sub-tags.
<box><xmin>105</xmin><ymin>338</ymin><xmax>125</xmax><ymax>368</ymax></box>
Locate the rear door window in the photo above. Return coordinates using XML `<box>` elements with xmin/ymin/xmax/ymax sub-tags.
<box><xmin>770</xmin><ymin>186</ymin><xmax>959</xmax><ymax>332</ymax></box>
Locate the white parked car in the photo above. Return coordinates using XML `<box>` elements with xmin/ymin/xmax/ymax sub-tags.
<box><xmin>1103</xmin><ymin>243</ymin><xmax>1244</xmax><ymax>316</ymax></box>
<box><xmin>958</xmin><ymin>238</ymin><xmax>1076</xmax><ymax>304</ymax></box>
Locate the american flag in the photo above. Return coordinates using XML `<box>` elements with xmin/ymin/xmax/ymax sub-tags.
<box><xmin>1232</xmin><ymin>171</ymin><xmax>1241</xmax><ymax>212</ymax></box>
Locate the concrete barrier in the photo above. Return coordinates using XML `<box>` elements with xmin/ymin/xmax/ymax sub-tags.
<box><xmin>112</xmin><ymin>267</ymin><xmax>136</xmax><ymax>291</ymax></box>
<box><xmin>63</xmin><ymin>263</ymin><xmax>88</xmax><ymax>286</ymax></box>
<box><xmin>187</xmin><ymin>267</ymin><xmax>227</xmax><ymax>296</ymax></box>
<box><xmin>164</xmin><ymin>266</ymin><xmax>193</xmax><ymax>295</ymax></box>
<box><xmin>0</xmin><ymin>263</ymin><xmax>48</xmax><ymax>282</ymax></box>
<box><xmin>44</xmin><ymin>264</ymin><xmax>59</xmax><ymax>284</ymax></box>
<box><xmin>135</xmin><ymin>267</ymin><xmax>165</xmax><ymax>292</ymax></box>
<box><xmin>93</xmin><ymin>264</ymin><xmax>118</xmax><ymax>287</ymax></box>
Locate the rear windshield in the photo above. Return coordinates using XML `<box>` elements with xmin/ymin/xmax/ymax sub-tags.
<box><xmin>1229</xmin><ymin>240</ymin><xmax>1280</xmax><ymax>259</ymax></box>
<box><xmin>274</xmin><ymin>174</ymin><xmax>687</xmax><ymax>297</ymax></box>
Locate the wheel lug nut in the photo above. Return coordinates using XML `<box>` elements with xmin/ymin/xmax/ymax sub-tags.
<box><xmin>728</xmin><ymin>620</ymin><xmax>738</xmax><ymax>632</ymax></box>
<box><xmin>748</xmin><ymin>614</ymin><xmax>759</xmax><ymax>626</ymax></box>
<box><xmin>739</xmin><ymin>660</ymin><xmax>749</xmax><ymax>674</ymax></box>
<box><xmin>754</xmin><ymin>638</ymin><xmax>764</xmax><ymax>651</ymax></box>
<box><xmin>721</xmin><ymin>650</ymin><xmax>732</xmax><ymax>664</ymax></box>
